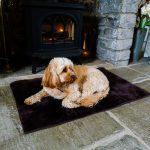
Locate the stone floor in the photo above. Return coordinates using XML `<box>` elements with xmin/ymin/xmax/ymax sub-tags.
<box><xmin>0</xmin><ymin>60</ymin><xmax>150</xmax><ymax>150</ymax></box>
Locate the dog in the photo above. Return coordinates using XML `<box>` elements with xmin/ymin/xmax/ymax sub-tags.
<box><xmin>24</xmin><ymin>57</ymin><xmax>109</xmax><ymax>108</ymax></box>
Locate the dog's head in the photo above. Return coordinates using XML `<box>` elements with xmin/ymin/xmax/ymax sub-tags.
<box><xmin>42</xmin><ymin>57</ymin><xmax>77</xmax><ymax>88</ymax></box>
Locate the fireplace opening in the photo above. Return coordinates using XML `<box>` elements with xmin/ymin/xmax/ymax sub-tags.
<box><xmin>41</xmin><ymin>15</ymin><xmax>75</xmax><ymax>45</ymax></box>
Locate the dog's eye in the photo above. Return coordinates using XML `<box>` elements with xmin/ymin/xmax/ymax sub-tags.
<box><xmin>69</xmin><ymin>66</ymin><xmax>73</xmax><ymax>71</ymax></box>
<box><xmin>62</xmin><ymin>67</ymin><xmax>67</xmax><ymax>72</ymax></box>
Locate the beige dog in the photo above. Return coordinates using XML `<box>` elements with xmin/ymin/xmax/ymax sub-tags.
<box><xmin>24</xmin><ymin>58</ymin><xmax>109</xmax><ymax>108</ymax></box>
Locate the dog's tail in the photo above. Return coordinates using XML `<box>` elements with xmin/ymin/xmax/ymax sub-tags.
<box><xmin>79</xmin><ymin>86</ymin><xmax>109</xmax><ymax>107</ymax></box>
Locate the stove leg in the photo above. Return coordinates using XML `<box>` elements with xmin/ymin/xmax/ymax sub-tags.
<box><xmin>32</xmin><ymin>65</ymin><xmax>36</xmax><ymax>74</ymax></box>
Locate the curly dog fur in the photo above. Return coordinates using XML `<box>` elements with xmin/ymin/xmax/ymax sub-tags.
<box><xmin>24</xmin><ymin>58</ymin><xmax>109</xmax><ymax>108</ymax></box>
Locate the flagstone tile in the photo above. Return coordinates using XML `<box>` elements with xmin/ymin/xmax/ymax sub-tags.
<box><xmin>110</xmin><ymin>96</ymin><xmax>150</xmax><ymax>146</ymax></box>
<box><xmin>129</xmin><ymin>63</ymin><xmax>150</xmax><ymax>76</ymax></box>
<box><xmin>95</xmin><ymin>135</ymin><xmax>148</xmax><ymax>150</ymax></box>
<box><xmin>110</xmin><ymin>67</ymin><xmax>149</xmax><ymax>83</ymax></box>
<box><xmin>0</xmin><ymin>86</ymin><xmax>22</xmax><ymax>145</ymax></box>
<box><xmin>135</xmin><ymin>80</ymin><xmax>150</xmax><ymax>93</ymax></box>
<box><xmin>83</xmin><ymin>59</ymin><xmax>114</xmax><ymax>69</ymax></box>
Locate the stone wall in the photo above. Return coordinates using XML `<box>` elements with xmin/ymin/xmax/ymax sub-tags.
<box><xmin>97</xmin><ymin>0</ymin><xmax>141</xmax><ymax>66</ymax></box>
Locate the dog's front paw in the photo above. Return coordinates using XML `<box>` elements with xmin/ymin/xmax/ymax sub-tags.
<box><xmin>24</xmin><ymin>97</ymin><xmax>41</xmax><ymax>105</ymax></box>
<box><xmin>24</xmin><ymin>98</ymin><xmax>34</xmax><ymax>105</ymax></box>
<box><xmin>62</xmin><ymin>100</ymin><xmax>79</xmax><ymax>108</ymax></box>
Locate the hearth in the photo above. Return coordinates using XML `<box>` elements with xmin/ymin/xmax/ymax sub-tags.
<box><xmin>23</xmin><ymin>0</ymin><xmax>85</xmax><ymax>73</ymax></box>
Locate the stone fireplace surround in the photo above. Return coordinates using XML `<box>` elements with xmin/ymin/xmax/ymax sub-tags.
<box><xmin>97</xmin><ymin>0</ymin><xmax>142</xmax><ymax>66</ymax></box>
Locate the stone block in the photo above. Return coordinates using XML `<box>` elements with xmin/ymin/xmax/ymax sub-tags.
<box><xmin>99</xmin><ymin>27</ymin><xmax>134</xmax><ymax>40</ymax></box>
<box><xmin>110</xmin><ymin>96</ymin><xmax>150</xmax><ymax>145</ymax></box>
<box><xmin>122</xmin><ymin>0</ymin><xmax>140</xmax><ymax>13</ymax></box>
<box><xmin>0</xmin><ymin>87</ymin><xmax>21</xmax><ymax>145</ymax></box>
<box><xmin>99</xmin><ymin>0</ymin><xmax>140</xmax><ymax>14</ymax></box>
<box><xmin>82</xmin><ymin>59</ymin><xmax>114</xmax><ymax>69</ymax></box>
<box><xmin>95</xmin><ymin>135</ymin><xmax>149</xmax><ymax>150</ymax></box>
<box><xmin>99</xmin><ymin>14</ymin><xmax>136</xmax><ymax>28</ymax></box>
<box><xmin>97</xmin><ymin>55</ymin><xmax>129</xmax><ymax>67</ymax></box>
<box><xmin>99</xmin><ymin>0</ymin><xmax>123</xmax><ymax>14</ymax></box>
<box><xmin>112</xmin><ymin>60</ymin><xmax>129</xmax><ymax>67</ymax></box>
<box><xmin>97</xmin><ymin>48</ymin><xmax>130</xmax><ymax>61</ymax></box>
<box><xmin>99</xmin><ymin>57</ymin><xmax>129</xmax><ymax>67</ymax></box>
<box><xmin>98</xmin><ymin>37</ymin><xmax>133</xmax><ymax>50</ymax></box>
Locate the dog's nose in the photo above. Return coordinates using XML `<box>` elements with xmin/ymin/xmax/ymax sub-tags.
<box><xmin>71</xmin><ymin>75</ymin><xmax>77</xmax><ymax>80</ymax></box>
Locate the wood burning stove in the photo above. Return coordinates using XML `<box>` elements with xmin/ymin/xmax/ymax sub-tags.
<box><xmin>23</xmin><ymin>0</ymin><xmax>85</xmax><ymax>73</ymax></box>
<box><xmin>41</xmin><ymin>14</ymin><xmax>75</xmax><ymax>47</ymax></box>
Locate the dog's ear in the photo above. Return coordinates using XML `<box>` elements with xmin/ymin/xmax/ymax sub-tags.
<box><xmin>42</xmin><ymin>65</ymin><xmax>52</xmax><ymax>88</ymax></box>
<box><xmin>42</xmin><ymin>64</ymin><xmax>60</xmax><ymax>88</ymax></box>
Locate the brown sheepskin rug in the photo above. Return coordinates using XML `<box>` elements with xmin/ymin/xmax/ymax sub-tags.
<box><xmin>10</xmin><ymin>68</ymin><xmax>150</xmax><ymax>133</ymax></box>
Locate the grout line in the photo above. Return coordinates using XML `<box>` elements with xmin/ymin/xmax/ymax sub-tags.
<box><xmin>106</xmin><ymin>111</ymin><xmax>150</xmax><ymax>150</ymax></box>
<box><xmin>128</xmin><ymin>62</ymin><xmax>142</xmax><ymax>67</ymax></box>
<box><xmin>81</xmin><ymin>130</ymin><xmax>126</xmax><ymax>150</ymax></box>
<box><xmin>128</xmin><ymin>67</ymin><xmax>150</xmax><ymax>78</ymax></box>
<box><xmin>113</xmin><ymin>66</ymin><xmax>128</xmax><ymax>69</ymax></box>
<box><xmin>111</xmin><ymin>65</ymin><xmax>150</xmax><ymax>84</ymax></box>
<box><xmin>132</xmin><ymin>77</ymin><xmax>150</xmax><ymax>84</ymax></box>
